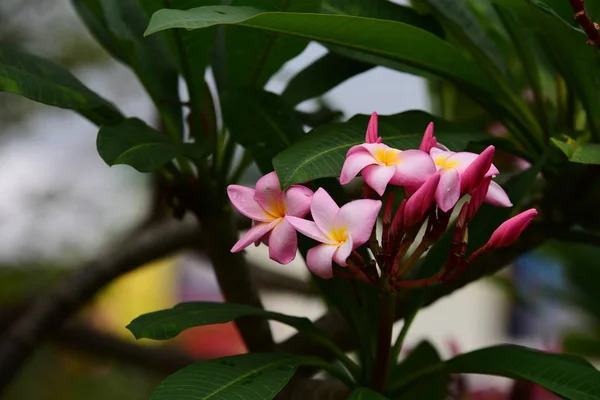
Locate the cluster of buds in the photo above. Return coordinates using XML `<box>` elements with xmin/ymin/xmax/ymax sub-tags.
<box><xmin>227</xmin><ymin>113</ymin><xmax>537</xmax><ymax>289</ymax></box>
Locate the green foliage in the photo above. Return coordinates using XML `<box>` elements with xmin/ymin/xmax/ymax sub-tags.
<box><xmin>551</xmin><ymin>138</ymin><xmax>600</xmax><ymax>164</ymax></box>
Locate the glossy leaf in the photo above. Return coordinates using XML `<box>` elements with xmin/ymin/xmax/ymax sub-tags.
<box><xmin>144</xmin><ymin>5</ymin><xmax>496</xmax><ymax>97</ymax></box>
<box><xmin>97</xmin><ymin>118</ymin><xmax>180</xmax><ymax>172</ymax></box>
<box><xmin>0</xmin><ymin>44</ymin><xmax>122</xmax><ymax>125</ymax></box>
<box><xmin>347</xmin><ymin>387</ymin><xmax>390</xmax><ymax>399</ymax></box>
<box><xmin>273</xmin><ymin>111</ymin><xmax>488</xmax><ymax>189</ymax></box>
<box><xmin>150</xmin><ymin>353</ymin><xmax>314</xmax><ymax>400</ymax></box>
<box><xmin>446</xmin><ymin>345</ymin><xmax>600</xmax><ymax>400</ymax></box>
<box><xmin>127</xmin><ymin>301</ymin><xmax>318</xmax><ymax>340</ymax></box>
<box><xmin>222</xmin><ymin>89</ymin><xmax>304</xmax><ymax>173</ymax></box>
<box><xmin>551</xmin><ymin>138</ymin><xmax>600</xmax><ymax>165</ymax></box>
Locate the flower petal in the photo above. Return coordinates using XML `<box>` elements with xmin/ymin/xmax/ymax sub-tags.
<box><xmin>310</xmin><ymin>188</ymin><xmax>339</xmax><ymax>234</ymax></box>
<box><xmin>392</xmin><ymin>150</ymin><xmax>437</xmax><ymax>187</ymax></box>
<box><xmin>335</xmin><ymin>199</ymin><xmax>382</xmax><ymax>246</ymax></box>
<box><xmin>283</xmin><ymin>185</ymin><xmax>314</xmax><ymax>217</ymax></box>
<box><xmin>231</xmin><ymin>219</ymin><xmax>279</xmax><ymax>252</ymax></box>
<box><xmin>254</xmin><ymin>171</ymin><xmax>284</xmax><ymax>217</ymax></box>
<box><xmin>286</xmin><ymin>216</ymin><xmax>334</xmax><ymax>244</ymax></box>
<box><xmin>227</xmin><ymin>185</ymin><xmax>271</xmax><ymax>222</ymax></box>
<box><xmin>484</xmin><ymin>180</ymin><xmax>512</xmax><ymax>207</ymax></box>
<box><xmin>306</xmin><ymin>244</ymin><xmax>338</xmax><ymax>279</ymax></box>
<box><xmin>435</xmin><ymin>168</ymin><xmax>461</xmax><ymax>212</ymax></box>
<box><xmin>340</xmin><ymin>152</ymin><xmax>377</xmax><ymax>184</ymax></box>
<box><xmin>360</xmin><ymin>143</ymin><xmax>392</xmax><ymax>160</ymax></box>
<box><xmin>333</xmin><ymin>235</ymin><xmax>354</xmax><ymax>266</ymax></box>
<box><xmin>365</xmin><ymin>112</ymin><xmax>379</xmax><ymax>143</ymax></box>
<box><xmin>346</xmin><ymin>144</ymin><xmax>371</xmax><ymax>157</ymax></box>
<box><xmin>268</xmin><ymin>219</ymin><xmax>298</xmax><ymax>264</ymax></box>
<box><xmin>362</xmin><ymin>164</ymin><xmax>396</xmax><ymax>196</ymax></box>
<box><xmin>419</xmin><ymin>122</ymin><xmax>436</xmax><ymax>152</ymax></box>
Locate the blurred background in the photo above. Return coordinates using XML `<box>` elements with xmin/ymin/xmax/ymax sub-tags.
<box><xmin>0</xmin><ymin>0</ymin><xmax>592</xmax><ymax>399</ymax></box>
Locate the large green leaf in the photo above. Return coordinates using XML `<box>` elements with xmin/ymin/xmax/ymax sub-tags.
<box><xmin>0</xmin><ymin>44</ymin><xmax>122</xmax><ymax>125</ymax></box>
<box><xmin>144</xmin><ymin>5</ymin><xmax>495</xmax><ymax>97</ymax></box>
<box><xmin>273</xmin><ymin>110</ymin><xmax>488</xmax><ymax>189</ymax></box>
<box><xmin>445</xmin><ymin>345</ymin><xmax>600</xmax><ymax>400</ymax></box>
<box><xmin>150</xmin><ymin>353</ymin><xmax>314</xmax><ymax>400</ymax></box>
<box><xmin>97</xmin><ymin>118</ymin><xmax>180</xmax><ymax>172</ymax></box>
<box><xmin>551</xmin><ymin>138</ymin><xmax>600</xmax><ymax>165</ymax></box>
<box><xmin>347</xmin><ymin>387</ymin><xmax>390</xmax><ymax>399</ymax></box>
<box><xmin>222</xmin><ymin>89</ymin><xmax>304</xmax><ymax>173</ymax></box>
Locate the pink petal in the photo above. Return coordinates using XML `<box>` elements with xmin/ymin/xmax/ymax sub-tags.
<box><xmin>286</xmin><ymin>216</ymin><xmax>334</xmax><ymax>244</ymax></box>
<box><xmin>392</xmin><ymin>150</ymin><xmax>437</xmax><ymax>187</ymax></box>
<box><xmin>365</xmin><ymin>112</ymin><xmax>379</xmax><ymax>143</ymax></box>
<box><xmin>346</xmin><ymin>144</ymin><xmax>371</xmax><ymax>157</ymax></box>
<box><xmin>310</xmin><ymin>188</ymin><xmax>339</xmax><ymax>234</ymax></box>
<box><xmin>335</xmin><ymin>199</ymin><xmax>382</xmax><ymax>247</ymax></box>
<box><xmin>254</xmin><ymin>171</ymin><xmax>284</xmax><ymax>217</ymax></box>
<box><xmin>403</xmin><ymin>173</ymin><xmax>440</xmax><ymax>228</ymax></box>
<box><xmin>306</xmin><ymin>244</ymin><xmax>338</xmax><ymax>279</ymax></box>
<box><xmin>444</xmin><ymin>152</ymin><xmax>478</xmax><ymax>173</ymax></box>
<box><xmin>459</xmin><ymin>146</ymin><xmax>496</xmax><ymax>194</ymax></box>
<box><xmin>227</xmin><ymin>185</ymin><xmax>271</xmax><ymax>222</ymax></box>
<box><xmin>231</xmin><ymin>219</ymin><xmax>279</xmax><ymax>252</ymax></box>
<box><xmin>419</xmin><ymin>122</ymin><xmax>436</xmax><ymax>152</ymax></box>
<box><xmin>435</xmin><ymin>168</ymin><xmax>461</xmax><ymax>212</ymax></box>
<box><xmin>486</xmin><ymin>208</ymin><xmax>537</xmax><ymax>249</ymax></box>
<box><xmin>340</xmin><ymin>152</ymin><xmax>377</xmax><ymax>184</ymax></box>
<box><xmin>283</xmin><ymin>185</ymin><xmax>314</xmax><ymax>217</ymax></box>
<box><xmin>484</xmin><ymin>180</ymin><xmax>512</xmax><ymax>207</ymax></box>
<box><xmin>430</xmin><ymin>147</ymin><xmax>454</xmax><ymax>159</ymax></box>
<box><xmin>362</xmin><ymin>164</ymin><xmax>396</xmax><ymax>196</ymax></box>
<box><xmin>333</xmin><ymin>235</ymin><xmax>354</xmax><ymax>266</ymax></box>
<box><xmin>268</xmin><ymin>219</ymin><xmax>298</xmax><ymax>264</ymax></box>
<box><xmin>360</xmin><ymin>143</ymin><xmax>392</xmax><ymax>160</ymax></box>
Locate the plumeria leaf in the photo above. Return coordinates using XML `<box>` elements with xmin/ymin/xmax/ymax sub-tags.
<box><xmin>347</xmin><ymin>387</ymin><xmax>390</xmax><ymax>399</ymax></box>
<box><xmin>128</xmin><ymin>301</ymin><xmax>321</xmax><ymax>341</ymax></box>
<box><xmin>551</xmin><ymin>138</ymin><xmax>600</xmax><ymax>165</ymax></box>
<box><xmin>97</xmin><ymin>118</ymin><xmax>180</xmax><ymax>172</ymax></box>
<box><xmin>0</xmin><ymin>43</ymin><xmax>123</xmax><ymax>126</ymax></box>
<box><xmin>150</xmin><ymin>353</ymin><xmax>320</xmax><ymax>400</ymax></box>
<box><xmin>273</xmin><ymin>111</ymin><xmax>488</xmax><ymax>189</ymax></box>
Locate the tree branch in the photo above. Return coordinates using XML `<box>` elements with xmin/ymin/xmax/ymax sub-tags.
<box><xmin>569</xmin><ymin>0</ymin><xmax>600</xmax><ymax>49</ymax></box>
<box><xmin>0</xmin><ymin>220</ymin><xmax>201</xmax><ymax>394</ymax></box>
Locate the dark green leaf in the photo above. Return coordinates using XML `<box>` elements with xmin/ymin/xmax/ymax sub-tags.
<box><xmin>551</xmin><ymin>138</ymin><xmax>600</xmax><ymax>165</ymax></box>
<box><xmin>150</xmin><ymin>353</ymin><xmax>313</xmax><ymax>400</ymax></box>
<box><xmin>282</xmin><ymin>52</ymin><xmax>372</xmax><ymax>106</ymax></box>
<box><xmin>563</xmin><ymin>332</ymin><xmax>600</xmax><ymax>359</ymax></box>
<box><xmin>446</xmin><ymin>345</ymin><xmax>600</xmax><ymax>400</ymax></box>
<box><xmin>273</xmin><ymin>110</ymin><xmax>488</xmax><ymax>189</ymax></box>
<box><xmin>127</xmin><ymin>301</ymin><xmax>318</xmax><ymax>340</ymax></box>
<box><xmin>97</xmin><ymin>118</ymin><xmax>180</xmax><ymax>172</ymax></box>
<box><xmin>222</xmin><ymin>89</ymin><xmax>304</xmax><ymax>173</ymax></box>
<box><xmin>390</xmin><ymin>340</ymin><xmax>440</xmax><ymax>383</ymax></box>
<box><xmin>347</xmin><ymin>387</ymin><xmax>390</xmax><ymax>399</ymax></box>
<box><xmin>0</xmin><ymin>44</ymin><xmax>123</xmax><ymax>125</ymax></box>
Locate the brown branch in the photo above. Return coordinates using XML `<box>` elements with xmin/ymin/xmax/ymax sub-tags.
<box><xmin>569</xmin><ymin>0</ymin><xmax>600</xmax><ymax>49</ymax></box>
<box><xmin>0</xmin><ymin>220</ymin><xmax>201</xmax><ymax>395</ymax></box>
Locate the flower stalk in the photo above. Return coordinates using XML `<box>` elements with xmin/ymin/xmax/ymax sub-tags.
<box><xmin>370</xmin><ymin>291</ymin><xmax>396</xmax><ymax>392</ymax></box>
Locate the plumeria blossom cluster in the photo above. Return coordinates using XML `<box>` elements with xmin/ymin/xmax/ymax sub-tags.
<box><xmin>227</xmin><ymin>113</ymin><xmax>537</xmax><ymax>288</ymax></box>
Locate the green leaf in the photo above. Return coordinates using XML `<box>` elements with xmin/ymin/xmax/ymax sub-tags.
<box><xmin>222</xmin><ymin>89</ymin><xmax>304</xmax><ymax>173</ymax></box>
<box><xmin>347</xmin><ymin>387</ymin><xmax>390</xmax><ymax>399</ymax></box>
<box><xmin>127</xmin><ymin>301</ymin><xmax>319</xmax><ymax>340</ymax></box>
<box><xmin>389</xmin><ymin>341</ymin><xmax>449</xmax><ymax>399</ymax></box>
<box><xmin>551</xmin><ymin>138</ymin><xmax>600</xmax><ymax>165</ymax></box>
<box><xmin>144</xmin><ymin>5</ymin><xmax>495</xmax><ymax>96</ymax></box>
<box><xmin>446</xmin><ymin>345</ymin><xmax>600</xmax><ymax>400</ymax></box>
<box><xmin>282</xmin><ymin>52</ymin><xmax>372</xmax><ymax>106</ymax></box>
<box><xmin>97</xmin><ymin>118</ymin><xmax>180</xmax><ymax>172</ymax></box>
<box><xmin>563</xmin><ymin>332</ymin><xmax>600</xmax><ymax>359</ymax></box>
<box><xmin>0</xmin><ymin>44</ymin><xmax>123</xmax><ymax>125</ymax></box>
<box><xmin>273</xmin><ymin>110</ymin><xmax>488</xmax><ymax>189</ymax></box>
<box><xmin>221</xmin><ymin>0</ymin><xmax>320</xmax><ymax>90</ymax></box>
<box><xmin>526</xmin><ymin>0</ymin><xmax>600</xmax><ymax>138</ymax></box>
<box><xmin>150</xmin><ymin>353</ymin><xmax>311</xmax><ymax>400</ymax></box>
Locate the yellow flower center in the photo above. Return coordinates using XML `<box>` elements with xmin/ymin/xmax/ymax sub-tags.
<box><xmin>374</xmin><ymin>147</ymin><xmax>402</xmax><ymax>166</ymax></box>
<box><xmin>266</xmin><ymin>196</ymin><xmax>286</xmax><ymax>220</ymax></box>
<box><xmin>434</xmin><ymin>155</ymin><xmax>458</xmax><ymax>169</ymax></box>
<box><xmin>328</xmin><ymin>227</ymin><xmax>348</xmax><ymax>245</ymax></box>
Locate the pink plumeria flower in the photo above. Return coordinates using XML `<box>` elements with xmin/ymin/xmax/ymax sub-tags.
<box><xmin>227</xmin><ymin>171</ymin><xmax>313</xmax><ymax>264</ymax></box>
<box><xmin>430</xmin><ymin>146</ymin><xmax>508</xmax><ymax>211</ymax></box>
<box><xmin>287</xmin><ymin>188</ymin><xmax>381</xmax><ymax>279</ymax></box>
<box><xmin>340</xmin><ymin>113</ymin><xmax>436</xmax><ymax>196</ymax></box>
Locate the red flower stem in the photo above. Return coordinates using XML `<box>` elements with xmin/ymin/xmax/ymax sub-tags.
<box><xmin>369</xmin><ymin>291</ymin><xmax>396</xmax><ymax>393</ymax></box>
<box><xmin>569</xmin><ymin>0</ymin><xmax>600</xmax><ymax>49</ymax></box>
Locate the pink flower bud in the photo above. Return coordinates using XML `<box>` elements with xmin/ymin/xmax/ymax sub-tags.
<box><xmin>461</xmin><ymin>146</ymin><xmax>495</xmax><ymax>194</ymax></box>
<box><xmin>403</xmin><ymin>173</ymin><xmax>441</xmax><ymax>228</ymax></box>
<box><xmin>419</xmin><ymin>122</ymin><xmax>437</xmax><ymax>152</ymax></box>
<box><xmin>486</xmin><ymin>208</ymin><xmax>538</xmax><ymax>249</ymax></box>
<box><xmin>365</xmin><ymin>112</ymin><xmax>378</xmax><ymax>144</ymax></box>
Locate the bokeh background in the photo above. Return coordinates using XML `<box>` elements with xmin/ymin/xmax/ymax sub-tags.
<box><xmin>0</xmin><ymin>0</ymin><xmax>586</xmax><ymax>399</ymax></box>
